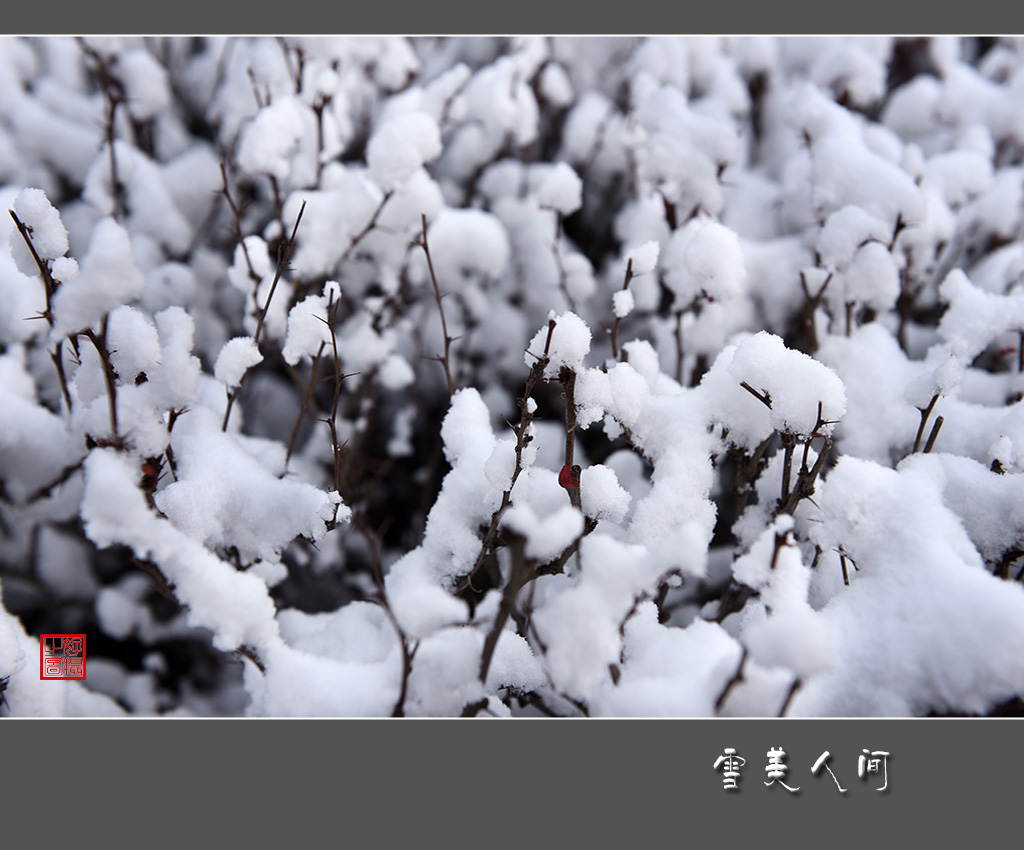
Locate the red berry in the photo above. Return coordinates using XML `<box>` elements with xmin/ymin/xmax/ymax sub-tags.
<box><xmin>558</xmin><ymin>464</ymin><xmax>578</xmax><ymax>490</ymax></box>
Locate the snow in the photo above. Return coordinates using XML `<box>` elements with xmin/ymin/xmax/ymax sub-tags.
<box><xmin>579</xmin><ymin>464</ymin><xmax>631</xmax><ymax>524</ymax></box>
<box><xmin>417</xmin><ymin>207</ymin><xmax>511</xmax><ymax>289</ymax></box>
<box><xmin>525</xmin><ymin>311</ymin><xmax>591</xmax><ymax>378</ymax></box>
<box><xmin>937</xmin><ymin>268</ymin><xmax>1024</xmax><ymax>360</ymax></box>
<box><xmin>726</xmin><ymin>331</ymin><xmax>847</xmax><ymax>436</ymax></box>
<box><xmin>403</xmin><ymin>625</ymin><xmax>541</xmax><ymax>716</ymax></box>
<box><xmin>844</xmin><ymin>241</ymin><xmax>901</xmax><ymax>312</ymax></box>
<box><xmin>82</xmin><ymin>447</ymin><xmax>283</xmax><ymax>653</ymax></box>
<box><xmin>538</xmin><ymin>63</ymin><xmax>573</xmax><ymax>108</ymax></box>
<box><xmin>214</xmin><ymin>336</ymin><xmax>263</xmax><ymax>390</ymax></box>
<box><xmin>154</xmin><ymin>408</ymin><xmax>343</xmax><ymax>562</ymax></box>
<box><xmin>81</xmin><ymin>141</ymin><xmax>193</xmax><ymax>255</ymax></box>
<box><xmin>51</xmin><ymin>216</ymin><xmax>144</xmax><ymax>338</ymax></box>
<box><xmin>117</xmin><ymin>48</ymin><xmax>172</xmax><ymax>122</ymax></box>
<box><xmin>106</xmin><ymin>305</ymin><xmax>162</xmax><ymax>382</ymax></box>
<box><xmin>662</xmin><ymin>215</ymin><xmax>746</xmax><ymax>306</ymax></box>
<box><xmin>795</xmin><ymin>455</ymin><xmax>1024</xmax><ymax>716</ymax></box>
<box><xmin>237</xmin><ymin>97</ymin><xmax>309</xmax><ymax>182</ymax></box>
<box><xmin>536</xmin><ymin>161</ymin><xmax>583</xmax><ymax>216</ymax></box>
<box><xmin>51</xmin><ymin>256</ymin><xmax>79</xmax><ymax>284</ymax></box>
<box><xmin>4</xmin><ymin>36</ymin><xmax>1024</xmax><ymax>718</ymax></box>
<box><xmin>596</xmin><ymin>604</ymin><xmax>743</xmax><ymax>716</ymax></box>
<box><xmin>281</xmin><ymin>290</ymin><xmax>334</xmax><ymax>366</ymax></box>
<box><xmin>816</xmin><ymin>205</ymin><xmax>891</xmax><ymax>270</ymax></box>
<box><xmin>816</xmin><ymin>324</ymin><xmax>921</xmax><ymax>462</ymax></box>
<box><xmin>483</xmin><ymin>438</ymin><xmax>516</xmax><ymax>491</ymax></box>
<box><xmin>385</xmin><ymin>552</ymin><xmax>469</xmax><ymax>638</ymax></box>
<box><xmin>624</xmin><ymin>240</ymin><xmax>659</xmax><ymax>276</ymax></box>
<box><xmin>502</xmin><ymin>503</ymin><xmax>584</xmax><ymax>562</ymax></box>
<box><xmin>367</xmin><ymin>111</ymin><xmax>442</xmax><ymax>192</ymax></box>
<box><xmin>612</xmin><ymin>289</ymin><xmax>634</xmax><ymax>319</ymax></box>
<box><xmin>379</xmin><ymin>353</ymin><xmax>415</xmax><ymax>390</ymax></box>
<box><xmin>0</xmin><ymin>349</ymin><xmax>84</xmax><ymax>499</ymax></box>
<box><xmin>10</xmin><ymin>186</ymin><xmax>68</xmax><ymax>273</ymax></box>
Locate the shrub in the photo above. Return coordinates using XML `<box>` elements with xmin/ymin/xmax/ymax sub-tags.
<box><xmin>2</xmin><ymin>36</ymin><xmax>1024</xmax><ymax>717</ymax></box>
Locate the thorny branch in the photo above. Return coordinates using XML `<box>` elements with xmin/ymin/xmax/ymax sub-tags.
<box><xmin>414</xmin><ymin>213</ymin><xmax>457</xmax><ymax>397</ymax></box>
<box><xmin>83</xmin><ymin>321</ymin><xmax>120</xmax><ymax>440</ymax></box>
<box><xmin>9</xmin><ymin>209</ymin><xmax>73</xmax><ymax>413</ymax></box>
<box><xmin>793</xmin><ymin>270</ymin><xmax>833</xmax><ymax>354</ymax></box>
<box><xmin>78</xmin><ymin>39</ymin><xmax>128</xmax><ymax>221</ymax></box>
<box><xmin>455</xmin><ymin>318</ymin><xmax>558</xmax><ymax>596</ymax></box>
<box><xmin>337</xmin><ymin>191</ymin><xmax>393</xmax><ymax>268</ymax></box>
<box><xmin>609</xmin><ymin>257</ymin><xmax>633</xmax><ymax>361</ymax></box>
<box><xmin>219</xmin><ymin>159</ymin><xmax>261</xmax><ymax>287</ymax></box>
<box><xmin>777</xmin><ymin>402</ymin><xmax>834</xmax><ymax>517</ymax></box>
<box><xmin>310</xmin><ymin>291</ymin><xmax>353</xmax><ymax>496</ymax></box>
<box><xmin>222</xmin><ymin>200</ymin><xmax>307</xmax><ymax>431</ymax></box>
<box><xmin>479</xmin><ymin>531</ymin><xmax>531</xmax><ymax>683</ymax></box>
<box><xmin>550</xmin><ymin>211</ymin><xmax>577</xmax><ymax>313</ymax></box>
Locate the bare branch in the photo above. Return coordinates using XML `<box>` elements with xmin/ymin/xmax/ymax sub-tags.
<box><xmin>740</xmin><ymin>381</ymin><xmax>772</xmax><ymax>409</ymax></box>
<box><xmin>414</xmin><ymin>213</ymin><xmax>456</xmax><ymax>397</ymax></box>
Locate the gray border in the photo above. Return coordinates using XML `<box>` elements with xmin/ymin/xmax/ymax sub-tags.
<box><xmin>0</xmin><ymin>3</ymin><xmax>1011</xmax><ymax>35</ymax></box>
<box><xmin>0</xmin><ymin>23</ymin><xmax>1019</xmax><ymax>846</ymax></box>
<box><xmin>1</xmin><ymin>718</ymin><xmax>1020</xmax><ymax>842</ymax></box>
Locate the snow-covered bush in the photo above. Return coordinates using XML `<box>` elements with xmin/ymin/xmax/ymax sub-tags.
<box><xmin>2</xmin><ymin>36</ymin><xmax>1024</xmax><ymax>717</ymax></box>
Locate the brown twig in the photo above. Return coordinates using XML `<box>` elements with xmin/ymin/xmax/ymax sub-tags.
<box><xmin>722</xmin><ymin>432</ymin><xmax>775</xmax><ymax>532</ymax></box>
<box><xmin>338</xmin><ymin>190</ymin><xmax>394</xmax><ymax>267</ymax></box>
<box><xmin>268</xmin><ymin>174</ymin><xmax>286</xmax><ymax>235</ymax></box>
<box><xmin>550</xmin><ymin>210</ymin><xmax>577</xmax><ymax>313</ymax></box>
<box><xmin>923</xmin><ymin>415</ymin><xmax>944</xmax><ymax>454</ymax></box>
<box><xmin>674</xmin><ymin>308</ymin><xmax>685</xmax><ymax>384</ymax></box>
<box><xmin>780</xmin><ymin>434</ymin><xmax>831</xmax><ymax>516</ymax></box>
<box><xmin>310</xmin><ymin>293</ymin><xmax>350</xmax><ymax>494</ymax></box>
<box><xmin>237</xmin><ymin>643</ymin><xmax>266</xmax><ymax>674</ymax></box>
<box><xmin>779</xmin><ymin>432</ymin><xmax>796</xmax><ymax>507</ymax></box>
<box><xmin>740</xmin><ymin>381</ymin><xmax>772</xmax><ymax>408</ymax></box>
<box><xmin>912</xmin><ymin>393</ymin><xmax>939</xmax><ymax>454</ymax></box>
<box><xmin>219</xmin><ymin>159</ymin><xmax>261</xmax><ymax>288</ymax></box>
<box><xmin>479</xmin><ymin>531</ymin><xmax>532</xmax><ymax>683</ymax></box>
<box><xmin>253</xmin><ymin>201</ymin><xmax>305</xmax><ymax>347</ymax></box>
<box><xmin>793</xmin><ymin>270</ymin><xmax>833</xmax><ymax>354</ymax></box>
<box><xmin>777</xmin><ymin>677</ymin><xmax>801</xmax><ymax>717</ymax></box>
<box><xmin>222</xmin><ymin>200</ymin><xmax>306</xmax><ymax>431</ymax></box>
<box><xmin>778</xmin><ymin>403</ymin><xmax>834</xmax><ymax>516</ymax></box>
<box><xmin>9</xmin><ymin>210</ymin><xmax>58</xmax><ymax>311</ymax></box>
<box><xmin>559</xmin><ymin>365</ymin><xmax>581</xmax><ymax>510</ymax></box>
<box><xmin>285</xmin><ymin>342</ymin><xmax>326</xmax><ymax>465</ymax></box>
<box><xmin>455</xmin><ymin>318</ymin><xmax>556</xmax><ymax>595</ymax></box>
<box><xmin>837</xmin><ymin>547</ymin><xmax>859</xmax><ymax>586</ymax></box>
<box><xmin>83</xmin><ymin>320</ymin><xmax>120</xmax><ymax>439</ymax></box>
<box><xmin>414</xmin><ymin>213</ymin><xmax>456</xmax><ymax>396</ymax></box>
<box><xmin>714</xmin><ymin>647</ymin><xmax>748</xmax><ymax>713</ymax></box>
<box><xmin>9</xmin><ymin>210</ymin><xmax>74</xmax><ymax>413</ymax></box>
<box><xmin>352</xmin><ymin>509</ymin><xmax>417</xmax><ymax>717</ymax></box>
<box><xmin>78</xmin><ymin>40</ymin><xmax>127</xmax><ymax>221</ymax></box>
<box><xmin>609</xmin><ymin>258</ymin><xmax>633</xmax><ymax>361</ymax></box>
